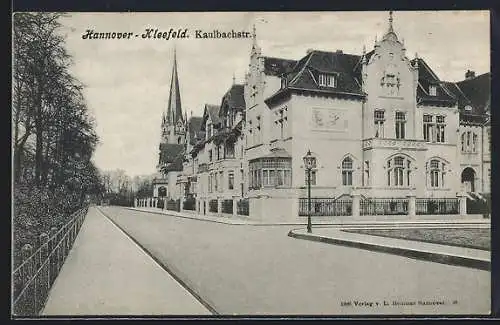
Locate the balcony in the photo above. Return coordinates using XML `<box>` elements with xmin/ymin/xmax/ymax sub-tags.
<box><xmin>362</xmin><ymin>138</ymin><xmax>427</xmax><ymax>151</ymax></box>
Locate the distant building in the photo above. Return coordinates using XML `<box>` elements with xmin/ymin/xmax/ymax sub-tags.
<box><xmin>153</xmin><ymin>49</ymin><xmax>186</xmax><ymax>200</ymax></box>
<box><xmin>150</xmin><ymin>12</ymin><xmax>490</xmax><ymax>220</ymax></box>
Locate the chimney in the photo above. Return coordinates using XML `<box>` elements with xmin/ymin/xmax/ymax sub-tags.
<box><xmin>465</xmin><ymin>69</ymin><xmax>476</xmax><ymax>80</ymax></box>
<box><xmin>336</xmin><ymin>50</ymin><xmax>343</xmax><ymax>54</ymax></box>
<box><xmin>306</xmin><ymin>48</ymin><xmax>314</xmax><ymax>54</ymax></box>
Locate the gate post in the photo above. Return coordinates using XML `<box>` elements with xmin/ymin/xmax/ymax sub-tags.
<box><xmin>457</xmin><ymin>191</ymin><xmax>467</xmax><ymax>215</ymax></box>
<box><xmin>407</xmin><ymin>191</ymin><xmax>416</xmax><ymax>218</ymax></box>
<box><xmin>351</xmin><ymin>191</ymin><xmax>360</xmax><ymax>217</ymax></box>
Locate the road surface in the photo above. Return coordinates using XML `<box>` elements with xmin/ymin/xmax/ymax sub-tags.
<box><xmin>98</xmin><ymin>206</ymin><xmax>490</xmax><ymax>315</ymax></box>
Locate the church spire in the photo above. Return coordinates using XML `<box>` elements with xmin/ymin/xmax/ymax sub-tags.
<box><xmin>166</xmin><ymin>47</ymin><xmax>183</xmax><ymax>125</ymax></box>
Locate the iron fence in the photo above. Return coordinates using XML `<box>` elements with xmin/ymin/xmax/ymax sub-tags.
<box><xmin>209</xmin><ymin>199</ymin><xmax>218</xmax><ymax>213</ymax></box>
<box><xmin>416</xmin><ymin>198</ymin><xmax>459</xmax><ymax>215</ymax></box>
<box><xmin>236</xmin><ymin>199</ymin><xmax>249</xmax><ymax>216</ymax></box>
<box><xmin>222</xmin><ymin>199</ymin><xmax>233</xmax><ymax>214</ymax></box>
<box><xmin>183</xmin><ymin>197</ymin><xmax>196</xmax><ymax>211</ymax></box>
<box><xmin>12</xmin><ymin>206</ymin><xmax>88</xmax><ymax>316</ymax></box>
<box><xmin>299</xmin><ymin>198</ymin><xmax>352</xmax><ymax>216</ymax></box>
<box><xmin>360</xmin><ymin>198</ymin><xmax>409</xmax><ymax>216</ymax></box>
<box><xmin>166</xmin><ymin>199</ymin><xmax>180</xmax><ymax>212</ymax></box>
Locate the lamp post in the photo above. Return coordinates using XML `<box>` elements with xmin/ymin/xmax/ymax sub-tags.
<box><xmin>303</xmin><ymin>150</ymin><xmax>316</xmax><ymax>233</ymax></box>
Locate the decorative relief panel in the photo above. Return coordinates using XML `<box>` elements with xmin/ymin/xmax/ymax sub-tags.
<box><xmin>311</xmin><ymin>107</ymin><xmax>348</xmax><ymax>132</ymax></box>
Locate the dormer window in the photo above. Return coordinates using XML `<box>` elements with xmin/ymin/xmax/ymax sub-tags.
<box><xmin>465</xmin><ymin>105</ymin><xmax>472</xmax><ymax>112</ymax></box>
<box><xmin>318</xmin><ymin>74</ymin><xmax>336</xmax><ymax>88</ymax></box>
<box><xmin>429</xmin><ymin>85</ymin><xmax>437</xmax><ymax>96</ymax></box>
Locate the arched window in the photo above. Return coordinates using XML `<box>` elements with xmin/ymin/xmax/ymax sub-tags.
<box><xmin>342</xmin><ymin>157</ymin><xmax>353</xmax><ymax>186</ymax></box>
<box><xmin>461</xmin><ymin>133</ymin><xmax>465</xmax><ymax>151</ymax></box>
<box><xmin>387</xmin><ymin>155</ymin><xmax>412</xmax><ymax>187</ymax></box>
<box><xmin>428</xmin><ymin>159</ymin><xmax>447</xmax><ymax>188</ymax></box>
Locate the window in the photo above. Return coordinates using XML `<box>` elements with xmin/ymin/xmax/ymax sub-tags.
<box><xmin>374</xmin><ymin>110</ymin><xmax>385</xmax><ymax>138</ymax></box>
<box><xmin>395</xmin><ymin>111</ymin><xmax>406</xmax><ymax>139</ymax></box>
<box><xmin>208</xmin><ymin>150</ymin><xmax>213</xmax><ymax>162</ymax></box>
<box><xmin>429</xmin><ymin>85</ymin><xmax>437</xmax><ymax>96</ymax></box>
<box><xmin>214</xmin><ymin>172</ymin><xmax>218</xmax><ymax>192</ymax></box>
<box><xmin>364</xmin><ymin>161</ymin><xmax>370</xmax><ymax>186</ymax></box>
<box><xmin>318</xmin><ymin>74</ymin><xmax>336</xmax><ymax>88</ymax></box>
<box><xmin>219</xmin><ymin>171</ymin><xmax>224</xmax><ymax>192</ymax></box>
<box><xmin>342</xmin><ymin>157</ymin><xmax>353</xmax><ymax>186</ymax></box>
<box><xmin>436</xmin><ymin>116</ymin><xmax>445</xmax><ymax>143</ymax></box>
<box><xmin>461</xmin><ymin>131</ymin><xmax>479</xmax><ymax>153</ymax></box>
<box><xmin>465</xmin><ymin>105</ymin><xmax>472</xmax><ymax>111</ymax></box>
<box><xmin>249</xmin><ymin>158</ymin><xmax>292</xmax><ymax>190</ymax></box>
<box><xmin>208</xmin><ymin>173</ymin><xmax>213</xmax><ymax>192</ymax></box>
<box><xmin>428</xmin><ymin>159</ymin><xmax>446</xmax><ymax>188</ymax></box>
<box><xmin>423</xmin><ymin>114</ymin><xmax>433</xmax><ymax>142</ymax></box>
<box><xmin>387</xmin><ymin>156</ymin><xmax>412</xmax><ymax>187</ymax></box>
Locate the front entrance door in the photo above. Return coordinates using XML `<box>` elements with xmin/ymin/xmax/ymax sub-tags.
<box><xmin>461</xmin><ymin>167</ymin><xmax>476</xmax><ymax>192</ymax></box>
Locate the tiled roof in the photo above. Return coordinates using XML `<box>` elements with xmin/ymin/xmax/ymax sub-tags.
<box><xmin>225</xmin><ymin>84</ymin><xmax>246</xmax><ymax>110</ymax></box>
<box><xmin>187</xmin><ymin>116</ymin><xmax>204</xmax><ymax>145</ymax></box>
<box><xmin>263</xmin><ymin>56</ymin><xmax>297</xmax><ymax>76</ymax></box>
<box><xmin>201</xmin><ymin>104</ymin><xmax>221</xmax><ymax>131</ymax></box>
<box><xmin>412</xmin><ymin>58</ymin><xmax>456</xmax><ymax>106</ymax></box>
<box><xmin>286</xmin><ymin>50</ymin><xmax>364</xmax><ymax>95</ymax></box>
<box><xmin>456</xmin><ymin>72</ymin><xmax>491</xmax><ymax>114</ymax></box>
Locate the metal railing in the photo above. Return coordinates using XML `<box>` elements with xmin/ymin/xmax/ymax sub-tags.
<box><xmin>416</xmin><ymin>198</ymin><xmax>459</xmax><ymax>215</ymax></box>
<box><xmin>166</xmin><ymin>199</ymin><xmax>180</xmax><ymax>212</ymax></box>
<box><xmin>360</xmin><ymin>198</ymin><xmax>409</xmax><ymax>216</ymax></box>
<box><xmin>12</xmin><ymin>206</ymin><xmax>88</xmax><ymax>316</ymax></box>
<box><xmin>209</xmin><ymin>199</ymin><xmax>218</xmax><ymax>213</ymax></box>
<box><xmin>236</xmin><ymin>199</ymin><xmax>249</xmax><ymax>216</ymax></box>
<box><xmin>183</xmin><ymin>198</ymin><xmax>196</xmax><ymax>211</ymax></box>
<box><xmin>299</xmin><ymin>198</ymin><xmax>352</xmax><ymax>216</ymax></box>
<box><xmin>221</xmin><ymin>199</ymin><xmax>233</xmax><ymax>214</ymax></box>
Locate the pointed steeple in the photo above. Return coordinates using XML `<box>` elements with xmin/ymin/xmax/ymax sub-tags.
<box><xmin>166</xmin><ymin>47</ymin><xmax>183</xmax><ymax>125</ymax></box>
<box><xmin>382</xmin><ymin>10</ymin><xmax>399</xmax><ymax>42</ymax></box>
<box><xmin>388</xmin><ymin>10</ymin><xmax>394</xmax><ymax>33</ymax></box>
<box><xmin>251</xmin><ymin>24</ymin><xmax>261</xmax><ymax>56</ymax></box>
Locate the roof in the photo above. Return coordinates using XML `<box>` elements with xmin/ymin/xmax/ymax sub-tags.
<box><xmin>158</xmin><ymin>143</ymin><xmax>184</xmax><ymax>166</ymax></box>
<box><xmin>263</xmin><ymin>56</ymin><xmax>297</xmax><ymax>76</ymax></box>
<box><xmin>200</xmin><ymin>104</ymin><xmax>221</xmax><ymax>131</ymax></box>
<box><xmin>187</xmin><ymin>116</ymin><xmax>204</xmax><ymax>145</ymax></box>
<box><xmin>456</xmin><ymin>72</ymin><xmax>491</xmax><ymax>114</ymax></box>
<box><xmin>411</xmin><ymin>58</ymin><xmax>456</xmax><ymax>106</ymax></box>
<box><xmin>286</xmin><ymin>50</ymin><xmax>363</xmax><ymax>95</ymax></box>
<box><xmin>220</xmin><ymin>84</ymin><xmax>246</xmax><ymax>117</ymax></box>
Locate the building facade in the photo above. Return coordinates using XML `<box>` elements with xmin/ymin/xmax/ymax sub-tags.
<box><xmin>144</xmin><ymin>12</ymin><xmax>490</xmax><ymax>220</ymax></box>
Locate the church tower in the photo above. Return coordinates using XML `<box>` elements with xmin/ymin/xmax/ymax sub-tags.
<box><xmin>161</xmin><ymin>48</ymin><xmax>186</xmax><ymax>145</ymax></box>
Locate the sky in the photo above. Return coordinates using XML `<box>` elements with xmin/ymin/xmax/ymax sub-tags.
<box><xmin>57</xmin><ymin>11</ymin><xmax>490</xmax><ymax>177</ymax></box>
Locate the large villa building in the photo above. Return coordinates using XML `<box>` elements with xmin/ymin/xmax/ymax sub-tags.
<box><xmin>147</xmin><ymin>12</ymin><xmax>490</xmax><ymax>221</ymax></box>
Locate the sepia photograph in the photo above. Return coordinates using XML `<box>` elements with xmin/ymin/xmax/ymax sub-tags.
<box><xmin>11</xmin><ymin>10</ymin><xmax>491</xmax><ymax>317</ymax></box>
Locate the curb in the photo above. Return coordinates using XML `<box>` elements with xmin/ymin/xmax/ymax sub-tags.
<box><xmin>124</xmin><ymin>208</ymin><xmax>489</xmax><ymax>227</ymax></box>
<box><xmin>287</xmin><ymin>230</ymin><xmax>490</xmax><ymax>271</ymax></box>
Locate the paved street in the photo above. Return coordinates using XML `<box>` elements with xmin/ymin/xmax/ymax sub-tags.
<box><xmin>98</xmin><ymin>206</ymin><xmax>490</xmax><ymax>315</ymax></box>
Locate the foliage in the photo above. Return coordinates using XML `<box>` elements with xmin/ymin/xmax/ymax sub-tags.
<box><xmin>12</xmin><ymin>13</ymin><xmax>103</xmax><ymax>265</ymax></box>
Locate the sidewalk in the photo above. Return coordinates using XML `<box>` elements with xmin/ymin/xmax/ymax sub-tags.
<box><xmin>42</xmin><ymin>207</ymin><xmax>212</xmax><ymax>316</ymax></box>
<box><xmin>288</xmin><ymin>227</ymin><xmax>490</xmax><ymax>271</ymax></box>
<box><xmin>129</xmin><ymin>207</ymin><xmax>489</xmax><ymax>227</ymax></box>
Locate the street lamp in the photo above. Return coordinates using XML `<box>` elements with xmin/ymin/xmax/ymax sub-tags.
<box><xmin>303</xmin><ymin>150</ymin><xmax>316</xmax><ymax>233</ymax></box>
